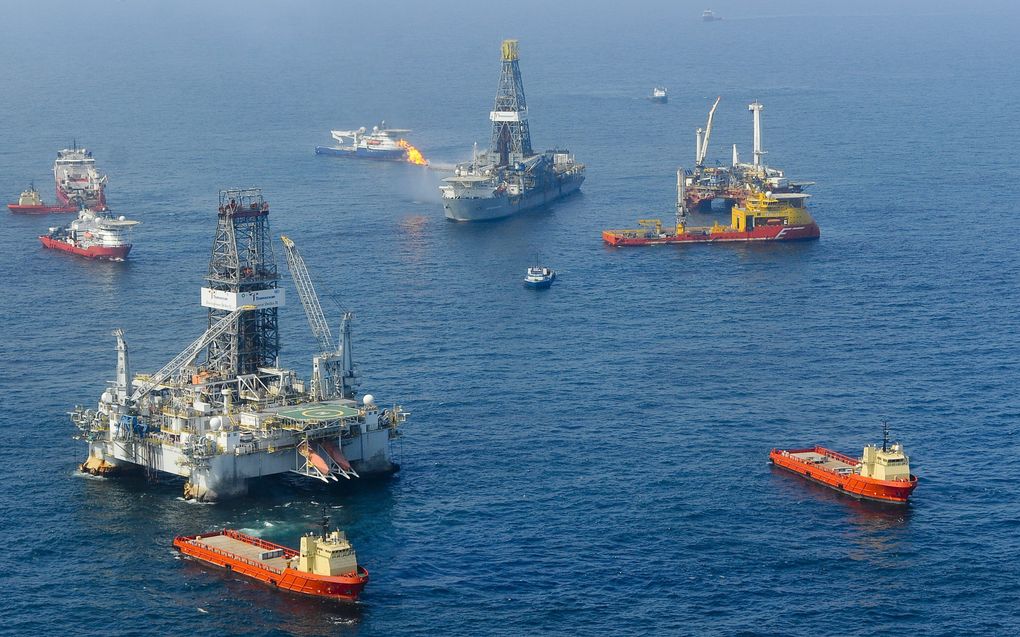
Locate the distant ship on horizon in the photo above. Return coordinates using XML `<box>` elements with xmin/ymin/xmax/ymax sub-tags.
<box><xmin>702</xmin><ymin>9</ymin><xmax>722</xmax><ymax>22</ymax></box>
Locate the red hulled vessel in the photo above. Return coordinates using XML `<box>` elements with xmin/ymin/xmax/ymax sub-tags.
<box><xmin>770</xmin><ymin>426</ymin><xmax>918</xmax><ymax>504</ymax></box>
<box><xmin>603</xmin><ymin>190</ymin><xmax>819</xmax><ymax>247</ymax></box>
<box><xmin>174</xmin><ymin>520</ymin><xmax>369</xmax><ymax>602</ymax></box>
<box><xmin>53</xmin><ymin>145</ymin><xmax>108</xmax><ymax>211</ymax></box>
<box><xmin>39</xmin><ymin>207</ymin><xmax>139</xmax><ymax>261</ymax></box>
<box><xmin>7</xmin><ymin>184</ymin><xmax>77</xmax><ymax>214</ymax></box>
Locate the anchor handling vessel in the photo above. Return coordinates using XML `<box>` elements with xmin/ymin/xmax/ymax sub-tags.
<box><xmin>440</xmin><ymin>40</ymin><xmax>585</xmax><ymax>221</ymax></box>
<box><xmin>53</xmin><ymin>144</ymin><xmax>109</xmax><ymax>211</ymax></box>
<box><xmin>769</xmin><ymin>424</ymin><xmax>918</xmax><ymax>504</ymax></box>
<box><xmin>175</xmin><ymin>513</ymin><xmax>369</xmax><ymax>602</ymax></box>
<box><xmin>72</xmin><ymin>188</ymin><xmax>407</xmax><ymax>500</ymax></box>
<box><xmin>602</xmin><ymin>170</ymin><xmax>819</xmax><ymax>246</ymax></box>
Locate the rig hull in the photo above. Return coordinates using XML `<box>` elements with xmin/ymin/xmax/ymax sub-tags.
<box><xmin>770</xmin><ymin>447</ymin><xmax>918</xmax><ymax>504</ymax></box>
<box><xmin>174</xmin><ymin>530</ymin><xmax>369</xmax><ymax>601</ymax></box>
<box><xmin>603</xmin><ymin>222</ymin><xmax>819</xmax><ymax>246</ymax></box>
<box><xmin>443</xmin><ymin>172</ymin><xmax>584</xmax><ymax>222</ymax></box>
<box><xmin>39</xmin><ymin>235</ymin><xmax>132</xmax><ymax>260</ymax></box>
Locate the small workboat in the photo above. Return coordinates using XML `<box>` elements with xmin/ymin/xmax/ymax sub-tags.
<box><xmin>7</xmin><ymin>184</ymin><xmax>77</xmax><ymax>214</ymax></box>
<box><xmin>649</xmin><ymin>87</ymin><xmax>668</xmax><ymax>104</ymax></box>
<box><xmin>524</xmin><ymin>266</ymin><xmax>555</xmax><ymax>289</ymax></box>
<box><xmin>769</xmin><ymin>423</ymin><xmax>918</xmax><ymax>504</ymax></box>
<box><xmin>174</xmin><ymin>513</ymin><xmax>369</xmax><ymax>602</ymax></box>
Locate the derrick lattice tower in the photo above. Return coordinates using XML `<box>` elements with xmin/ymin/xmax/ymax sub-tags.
<box><xmin>489</xmin><ymin>39</ymin><xmax>533</xmax><ymax>167</ymax></box>
<box><xmin>202</xmin><ymin>188</ymin><xmax>282</xmax><ymax>376</ymax></box>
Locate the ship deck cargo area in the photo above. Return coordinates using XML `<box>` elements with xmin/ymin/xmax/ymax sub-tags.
<box><xmin>784</xmin><ymin>449</ymin><xmax>857</xmax><ymax>475</ymax></box>
<box><xmin>182</xmin><ymin>532</ymin><xmax>293</xmax><ymax>572</ymax></box>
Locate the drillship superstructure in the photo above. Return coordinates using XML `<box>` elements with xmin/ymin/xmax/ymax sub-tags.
<box><xmin>53</xmin><ymin>144</ymin><xmax>108</xmax><ymax>211</ymax></box>
<box><xmin>72</xmin><ymin>188</ymin><xmax>406</xmax><ymax>500</ymax></box>
<box><xmin>440</xmin><ymin>40</ymin><xmax>585</xmax><ymax>221</ymax></box>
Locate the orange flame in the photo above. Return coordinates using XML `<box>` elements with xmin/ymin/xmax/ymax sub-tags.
<box><xmin>397</xmin><ymin>139</ymin><xmax>428</xmax><ymax>166</ymax></box>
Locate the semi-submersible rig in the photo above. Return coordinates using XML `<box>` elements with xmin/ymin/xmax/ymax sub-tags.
<box><xmin>72</xmin><ymin>188</ymin><xmax>406</xmax><ymax>500</ymax></box>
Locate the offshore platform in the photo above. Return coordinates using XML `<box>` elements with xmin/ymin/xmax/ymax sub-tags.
<box><xmin>72</xmin><ymin>188</ymin><xmax>406</xmax><ymax>500</ymax></box>
<box><xmin>440</xmin><ymin>39</ymin><xmax>585</xmax><ymax>221</ymax></box>
<box><xmin>684</xmin><ymin>98</ymin><xmax>813</xmax><ymax>211</ymax></box>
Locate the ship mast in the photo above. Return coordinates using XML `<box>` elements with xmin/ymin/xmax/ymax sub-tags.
<box><xmin>489</xmin><ymin>39</ymin><xmax>533</xmax><ymax>167</ymax></box>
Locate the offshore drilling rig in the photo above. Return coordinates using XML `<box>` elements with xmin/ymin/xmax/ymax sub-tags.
<box><xmin>73</xmin><ymin>188</ymin><xmax>406</xmax><ymax>500</ymax></box>
<box><xmin>684</xmin><ymin>98</ymin><xmax>813</xmax><ymax>211</ymax></box>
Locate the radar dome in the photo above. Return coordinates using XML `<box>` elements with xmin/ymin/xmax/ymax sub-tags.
<box><xmin>101</xmin><ymin>391</ymin><xmax>113</xmax><ymax>404</ymax></box>
<box><xmin>209</xmin><ymin>416</ymin><xmax>223</xmax><ymax>431</ymax></box>
<box><xmin>118</xmin><ymin>215</ymin><xmax>126</xmax><ymax>221</ymax></box>
<box><xmin>765</xmin><ymin>191</ymin><xmax>773</xmax><ymax>198</ymax></box>
<box><xmin>363</xmin><ymin>394</ymin><xmax>375</xmax><ymax>407</ymax></box>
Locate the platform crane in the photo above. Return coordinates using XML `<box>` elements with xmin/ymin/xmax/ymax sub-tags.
<box><xmin>125</xmin><ymin>305</ymin><xmax>255</xmax><ymax>403</ymax></box>
<box><xmin>280</xmin><ymin>235</ymin><xmax>357</xmax><ymax>401</ymax></box>
<box><xmin>695</xmin><ymin>96</ymin><xmax>722</xmax><ymax>168</ymax></box>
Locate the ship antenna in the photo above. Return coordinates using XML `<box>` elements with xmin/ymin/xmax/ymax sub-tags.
<box><xmin>882</xmin><ymin>420</ymin><xmax>890</xmax><ymax>452</ymax></box>
<box><xmin>321</xmin><ymin>506</ymin><xmax>330</xmax><ymax>538</ymax></box>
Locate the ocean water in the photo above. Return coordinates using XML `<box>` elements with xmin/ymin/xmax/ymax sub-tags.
<box><xmin>1</xmin><ymin>1</ymin><xmax>1019</xmax><ymax>635</ymax></box>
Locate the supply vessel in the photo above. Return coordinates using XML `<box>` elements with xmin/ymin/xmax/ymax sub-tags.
<box><xmin>315</xmin><ymin>122</ymin><xmax>427</xmax><ymax>165</ymax></box>
<box><xmin>53</xmin><ymin>144</ymin><xmax>109</xmax><ymax>211</ymax></box>
<box><xmin>7</xmin><ymin>184</ymin><xmax>77</xmax><ymax>214</ymax></box>
<box><xmin>602</xmin><ymin>171</ymin><xmax>819</xmax><ymax>246</ymax></box>
<box><xmin>72</xmin><ymin>188</ymin><xmax>407</xmax><ymax>500</ymax></box>
<box><xmin>440</xmin><ymin>40</ymin><xmax>585</xmax><ymax>221</ymax></box>
<box><xmin>769</xmin><ymin>424</ymin><xmax>918</xmax><ymax>504</ymax></box>
<box><xmin>649</xmin><ymin>87</ymin><xmax>668</xmax><ymax>104</ymax></box>
<box><xmin>39</xmin><ymin>207</ymin><xmax>139</xmax><ymax>260</ymax></box>
<box><xmin>175</xmin><ymin>514</ymin><xmax>369</xmax><ymax>602</ymax></box>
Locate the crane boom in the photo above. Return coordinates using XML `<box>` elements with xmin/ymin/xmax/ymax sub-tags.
<box><xmin>130</xmin><ymin>305</ymin><xmax>254</xmax><ymax>401</ymax></box>
<box><xmin>696</xmin><ymin>96</ymin><xmax>722</xmax><ymax>166</ymax></box>
<box><xmin>280</xmin><ymin>235</ymin><xmax>334</xmax><ymax>355</ymax></box>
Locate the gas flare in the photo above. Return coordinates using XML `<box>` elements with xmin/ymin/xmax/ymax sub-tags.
<box><xmin>397</xmin><ymin>139</ymin><xmax>428</xmax><ymax>166</ymax></box>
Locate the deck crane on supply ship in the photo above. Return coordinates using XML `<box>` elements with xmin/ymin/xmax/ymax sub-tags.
<box><xmin>73</xmin><ymin>188</ymin><xmax>406</xmax><ymax>500</ymax></box>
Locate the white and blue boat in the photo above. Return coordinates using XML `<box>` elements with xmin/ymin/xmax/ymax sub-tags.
<box><xmin>315</xmin><ymin>122</ymin><xmax>412</xmax><ymax>161</ymax></box>
<box><xmin>524</xmin><ymin>266</ymin><xmax>556</xmax><ymax>289</ymax></box>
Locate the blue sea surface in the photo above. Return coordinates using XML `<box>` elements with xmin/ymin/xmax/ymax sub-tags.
<box><xmin>1</xmin><ymin>1</ymin><xmax>1018</xmax><ymax>635</ymax></box>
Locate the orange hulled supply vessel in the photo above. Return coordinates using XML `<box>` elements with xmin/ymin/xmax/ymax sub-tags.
<box><xmin>603</xmin><ymin>170</ymin><xmax>819</xmax><ymax>247</ymax></box>
<box><xmin>769</xmin><ymin>425</ymin><xmax>918</xmax><ymax>504</ymax></box>
<box><xmin>174</xmin><ymin>516</ymin><xmax>369</xmax><ymax>602</ymax></box>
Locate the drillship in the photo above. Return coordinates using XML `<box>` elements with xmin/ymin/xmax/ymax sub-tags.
<box><xmin>54</xmin><ymin>144</ymin><xmax>108</xmax><ymax>211</ymax></box>
<box><xmin>72</xmin><ymin>188</ymin><xmax>407</xmax><ymax>501</ymax></box>
<box><xmin>440</xmin><ymin>40</ymin><xmax>585</xmax><ymax>222</ymax></box>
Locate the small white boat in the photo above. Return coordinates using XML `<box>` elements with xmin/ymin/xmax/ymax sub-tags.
<box><xmin>524</xmin><ymin>266</ymin><xmax>556</xmax><ymax>289</ymax></box>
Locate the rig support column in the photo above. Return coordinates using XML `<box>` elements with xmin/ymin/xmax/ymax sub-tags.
<box><xmin>749</xmin><ymin>101</ymin><xmax>765</xmax><ymax>167</ymax></box>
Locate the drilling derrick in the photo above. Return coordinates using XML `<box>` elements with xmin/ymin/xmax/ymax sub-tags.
<box><xmin>489</xmin><ymin>39</ymin><xmax>533</xmax><ymax>167</ymax></box>
<box><xmin>202</xmin><ymin>188</ymin><xmax>282</xmax><ymax>377</ymax></box>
